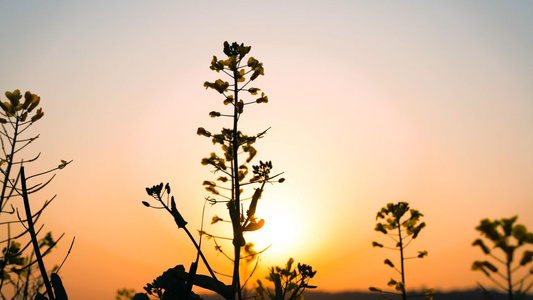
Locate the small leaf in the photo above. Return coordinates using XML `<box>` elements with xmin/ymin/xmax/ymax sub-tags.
<box><xmin>256</xmin><ymin>92</ymin><xmax>268</xmax><ymax>104</ymax></box>
<box><xmin>209</xmin><ymin>111</ymin><xmax>221</xmax><ymax>118</ymax></box>
<box><xmin>197</xmin><ymin>127</ymin><xmax>212</xmax><ymax>137</ymax></box>
<box><xmin>170</xmin><ymin>196</ymin><xmax>188</xmax><ymax>228</ymax></box>
<box><xmin>243</xmin><ymin>219</ymin><xmax>265</xmax><ymax>232</ymax></box>
<box><xmin>472</xmin><ymin>239</ymin><xmax>490</xmax><ymax>254</ymax></box>
<box><xmin>236</xmin><ymin>100</ymin><xmax>244</xmax><ymax>114</ymax></box>
<box><xmin>31</xmin><ymin>108</ymin><xmax>44</xmax><ymax>122</ymax></box>
<box><xmin>372</xmin><ymin>241</ymin><xmax>383</xmax><ymax>248</ymax></box>
<box><xmin>51</xmin><ymin>273</ymin><xmax>68</xmax><ymax>300</ymax></box>
<box><xmin>211</xmin><ymin>215</ymin><xmax>223</xmax><ymax>224</ymax></box>
<box><xmin>418</xmin><ymin>250</ymin><xmax>428</xmax><ymax>258</ymax></box>
<box><xmin>375</xmin><ymin>223</ymin><xmax>387</xmax><ymax>234</ymax></box>
<box><xmin>248</xmin><ymin>88</ymin><xmax>260</xmax><ymax>95</ymax></box>
<box><xmin>384</xmin><ymin>259</ymin><xmax>394</xmax><ymax>268</ymax></box>
<box><xmin>520</xmin><ymin>251</ymin><xmax>533</xmax><ymax>266</ymax></box>
<box><xmin>58</xmin><ymin>160</ymin><xmax>68</xmax><ymax>169</ymax></box>
<box><xmin>142</xmin><ymin>201</ymin><xmax>150</xmax><ymax>207</ymax></box>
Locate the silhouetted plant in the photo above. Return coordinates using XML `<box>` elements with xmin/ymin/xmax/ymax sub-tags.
<box><xmin>472</xmin><ymin>216</ymin><xmax>533</xmax><ymax>300</ymax></box>
<box><xmin>116</xmin><ymin>287</ymin><xmax>137</xmax><ymax>300</ymax></box>
<box><xmin>254</xmin><ymin>258</ymin><xmax>316</xmax><ymax>300</ymax></box>
<box><xmin>369</xmin><ymin>202</ymin><xmax>433</xmax><ymax>300</ymax></box>
<box><xmin>0</xmin><ymin>90</ymin><xmax>71</xmax><ymax>300</ymax></box>
<box><xmin>141</xmin><ymin>42</ymin><xmax>315</xmax><ymax>300</ymax></box>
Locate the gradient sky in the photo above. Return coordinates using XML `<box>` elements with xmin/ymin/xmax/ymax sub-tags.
<box><xmin>1</xmin><ymin>1</ymin><xmax>533</xmax><ymax>299</ymax></box>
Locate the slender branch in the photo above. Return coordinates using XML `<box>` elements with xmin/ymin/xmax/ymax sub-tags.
<box><xmin>20</xmin><ymin>166</ymin><xmax>55</xmax><ymax>300</ymax></box>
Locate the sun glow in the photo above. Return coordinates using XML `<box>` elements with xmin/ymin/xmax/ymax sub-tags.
<box><xmin>245</xmin><ymin>192</ymin><xmax>307</xmax><ymax>265</ymax></box>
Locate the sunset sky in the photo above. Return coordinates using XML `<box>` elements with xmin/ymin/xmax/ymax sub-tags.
<box><xmin>1</xmin><ymin>1</ymin><xmax>533</xmax><ymax>299</ymax></box>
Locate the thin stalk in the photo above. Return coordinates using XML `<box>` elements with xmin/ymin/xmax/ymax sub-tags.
<box><xmin>0</xmin><ymin>117</ymin><xmax>19</xmax><ymax>211</ymax></box>
<box><xmin>20</xmin><ymin>166</ymin><xmax>54</xmax><ymax>300</ymax></box>
<box><xmin>398</xmin><ymin>222</ymin><xmax>406</xmax><ymax>300</ymax></box>
<box><xmin>156</xmin><ymin>194</ymin><xmax>219</xmax><ymax>284</ymax></box>
<box><xmin>507</xmin><ymin>259</ymin><xmax>513</xmax><ymax>300</ymax></box>
<box><xmin>231</xmin><ymin>66</ymin><xmax>243</xmax><ymax>300</ymax></box>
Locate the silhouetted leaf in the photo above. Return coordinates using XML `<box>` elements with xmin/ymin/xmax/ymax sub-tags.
<box><xmin>34</xmin><ymin>293</ymin><xmax>48</xmax><ymax>300</ymax></box>
<box><xmin>58</xmin><ymin>160</ymin><xmax>68</xmax><ymax>169</ymax></box>
<box><xmin>236</xmin><ymin>100</ymin><xmax>244</xmax><ymax>114</ymax></box>
<box><xmin>209</xmin><ymin>111</ymin><xmax>221</xmax><ymax>118</ymax></box>
<box><xmin>211</xmin><ymin>215</ymin><xmax>223</xmax><ymax>224</ymax></box>
<box><xmin>51</xmin><ymin>273</ymin><xmax>68</xmax><ymax>300</ymax></box>
<box><xmin>133</xmin><ymin>294</ymin><xmax>150</xmax><ymax>300</ymax></box>
<box><xmin>473</xmin><ymin>239</ymin><xmax>491</xmax><ymax>254</ymax></box>
<box><xmin>247</xmin><ymin>188</ymin><xmax>262</xmax><ymax>219</ymax></box>
<box><xmin>244</xmin><ymin>219</ymin><xmax>265</xmax><ymax>232</ymax></box>
<box><xmin>256</xmin><ymin>92</ymin><xmax>268</xmax><ymax>104</ymax></box>
<box><xmin>31</xmin><ymin>107</ymin><xmax>44</xmax><ymax>122</ymax></box>
<box><xmin>476</xmin><ymin>219</ymin><xmax>501</xmax><ymax>241</ymax></box>
<box><xmin>248</xmin><ymin>88</ymin><xmax>260</xmax><ymax>95</ymax></box>
<box><xmin>418</xmin><ymin>250</ymin><xmax>428</xmax><ymax>258</ymax></box>
<box><xmin>384</xmin><ymin>259</ymin><xmax>394</xmax><ymax>268</ymax></box>
<box><xmin>170</xmin><ymin>196</ymin><xmax>187</xmax><ymax>228</ymax></box>
<box><xmin>521</xmin><ymin>251</ymin><xmax>533</xmax><ymax>266</ymax></box>
<box><xmin>375</xmin><ymin>223</ymin><xmax>387</xmax><ymax>234</ymax></box>
<box><xmin>372</xmin><ymin>241</ymin><xmax>383</xmax><ymax>248</ymax></box>
<box><xmin>395</xmin><ymin>281</ymin><xmax>405</xmax><ymax>292</ymax></box>
<box><xmin>513</xmin><ymin>224</ymin><xmax>529</xmax><ymax>243</ymax></box>
<box><xmin>197</xmin><ymin>127</ymin><xmax>212</xmax><ymax>137</ymax></box>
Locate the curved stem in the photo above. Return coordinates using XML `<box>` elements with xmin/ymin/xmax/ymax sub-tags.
<box><xmin>20</xmin><ymin>166</ymin><xmax>55</xmax><ymax>300</ymax></box>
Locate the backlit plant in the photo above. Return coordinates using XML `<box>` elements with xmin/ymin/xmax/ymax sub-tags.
<box><xmin>369</xmin><ymin>202</ymin><xmax>433</xmax><ymax>300</ymax></box>
<box><xmin>472</xmin><ymin>216</ymin><xmax>533</xmax><ymax>300</ymax></box>
<box><xmin>254</xmin><ymin>258</ymin><xmax>316</xmax><ymax>300</ymax></box>
<box><xmin>0</xmin><ymin>90</ymin><xmax>71</xmax><ymax>300</ymax></box>
<box><xmin>142</xmin><ymin>42</ymin><xmax>314</xmax><ymax>300</ymax></box>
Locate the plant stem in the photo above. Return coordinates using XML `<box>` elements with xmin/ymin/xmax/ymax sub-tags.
<box><xmin>0</xmin><ymin>117</ymin><xmax>19</xmax><ymax>211</ymax></box>
<box><xmin>507</xmin><ymin>258</ymin><xmax>513</xmax><ymax>300</ymax></box>
<box><xmin>20</xmin><ymin>166</ymin><xmax>55</xmax><ymax>300</ymax></box>
<box><xmin>399</xmin><ymin>221</ymin><xmax>406</xmax><ymax>300</ymax></box>
<box><xmin>231</xmin><ymin>67</ymin><xmax>243</xmax><ymax>300</ymax></box>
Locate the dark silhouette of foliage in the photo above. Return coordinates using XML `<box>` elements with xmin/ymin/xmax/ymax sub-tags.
<box><xmin>116</xmin><ymin>288</ymin><xmax>137</xmax><ymax>300</ymax></box>
<box><xmin>369</xmin><ymin>202</ymin><xmax>433</xmax><ymax>300</ymax></box>
<box><xmin>254</xmin><ymin>258</ymin><xmax>316</xmax><ymax>300</ymax></box>
<box><xmin>141</xmin><ymin>42</ymin><xmax>313</xmax><ymax>300</ymax></box>
<box><xmin>472</xmin><ymin>216</ymin><xmax>533</xmax><ymax>300</ymax></box>
<box><xmin>0</xmin><ymin>90</ymin><xmax>72</xmax><ymax>299</ymax></box>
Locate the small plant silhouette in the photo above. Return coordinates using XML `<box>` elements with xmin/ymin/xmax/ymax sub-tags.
<box><xmin>0</xmin><ymin>90</ymin><xmax>71</xmax><ymax>300</ymax></box>
<box><xmin>369</xmin><ymin>202</ymin><xmax>433</xmax><ymax>300</ymax></box>
<box><xmin>472</xmin><ymin>216</ymin><xmax>533</xmax><ymax>300</ymax></box>
<box><xmin>141</xmin><ymin>42</ymin><xmax>314</xmax><ymax>300</ymax></box>
<box><xmin>254</xmin><ymin>258</ymin><xmax>316</xmax><ymax>300</ymax></box>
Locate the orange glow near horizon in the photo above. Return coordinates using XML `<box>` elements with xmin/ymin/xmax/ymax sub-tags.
<box><xmin>1</xmin><ymin>1</ymin><xmax>533</xmax><ymax>299</ymax></box>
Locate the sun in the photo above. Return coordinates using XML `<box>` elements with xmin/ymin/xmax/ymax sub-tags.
<box><xmin>244</xmin><ymin>191</ymin><xmax>307</xmax><ymax>265</ymax></box>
